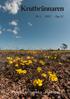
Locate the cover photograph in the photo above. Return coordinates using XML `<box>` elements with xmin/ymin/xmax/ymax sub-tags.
<box><xmin>0</xmin><ymin>0</ymin><xmax>70</xmax><ymax>99</ymax></box>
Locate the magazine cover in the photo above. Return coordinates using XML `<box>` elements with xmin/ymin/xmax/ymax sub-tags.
<box><xmin>0</xmin><ymin>0</ymin><xmax>70</xmax><ymax>99</ymax></box>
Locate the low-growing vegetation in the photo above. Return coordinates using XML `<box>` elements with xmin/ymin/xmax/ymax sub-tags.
<box><xmin>0</xmin><ymin>50</ymin><xmax>70</xmax><ymax>99</ymax></box>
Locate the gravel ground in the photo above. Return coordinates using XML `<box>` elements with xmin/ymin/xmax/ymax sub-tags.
<box><xmin>0</xmin><ymin>51</ymin><xmax>70</xmax><ymax>99</ymax></box>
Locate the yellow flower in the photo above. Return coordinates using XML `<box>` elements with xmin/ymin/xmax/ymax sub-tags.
<box><xmin>8</xmin><ymin>60</ymin><xmax>13</xmax><ymax>64</ymax></box>
<box><xmin>37</xmin><ymin>79</ymin><xmax>43</xmax><ymax>86</ymax></box>
<box><xmin>39</xmin><ymin>60</ymin><xmax>45</xmax><ymax>65</ymax></box>
<box><xmin>59</xmin><ymin>62</ymin><xmax>62</xmax><ymax>65</ymax></box>
<box><xmin>49</xmin><ymin>74</ymin><xmax>58</xmax><ymax>81</ymax></box>
<box><xmin>33</xmin><ymin>79</ymin><xmax>37</xmax><ymax>86</ymax></box>
<box><xmin>27</xmin><ymin>56</ymin><xmax>31</xmax><ymax>59</ymax></box>
<box><xmin>7</xmin><ymin>56</ymin><xmax>13</xmax><ymax>60</ymax></box>
<box><xmin>25</xmin><ymin>60</ymin><xmax>32</xmax><ymax>65</ymax></box>
<box><xmin>23</xmin><ymin>60</ymin><xmax>28</xmax><ymax>63</ymax></box>
<box><xmin>48</xmin><ymin>71</ymin><xmax>58</xmax><ymax>82</ymax></box>
<box><xmin>37</xmin><ymin>67</ymin><xmax>42</xmax><ymax>72</ymax></box>
<box><xmin>25</xmin><ymin>63</ymin><xmax>30</xmax><ymax>65</ymax></box>
<box><xmin>54</xmin><ymin>56</ymin><xmax>57</xmax><ymax>59</ymax></box>
<box><xmin>28</xmin><ymin>60</ymin><xmax>32</xmax><ymax>64</ymax></box>
<box><xmin>48</xmin><ymin>71</ymin><xmax>52</xmax><ymax>75</ymax></box>
<box><xmin>6</xmin><ymin>57</ymin><xmax>10</xmax><ymax>60</ymax></box>
<box><xmin>7</xmin><ymin>57</ymin><xmax>13</xmax><ymax>64</ymax></box>
<box><xmin>47</xmin><ymin>56</ymin><xmax>50</xmax><ymax>59</ymax></box>
<box><xmin>41</xmin><ymin>73</ymin><xmax>47</xmax><ymax>78</ymax></box>
<box><xmin>22</xmin><ymin>70</ymin><xmax>27</xmax><ymax>74</ymax></box>
<box><xmin>33</xmin><ymin>79</ymin><xmax>43</xmax><ymax>87</ymax></box>
<box><xmin>15</xmin><ymin>64</ymin><xmax>19</xmax><ymax>67</ymax></box>
<box><xmin>20</xmin><ymin>62</ymin><xmax>25</xmax><ymax>66</ymax></box>
<box><xmin>15</xmin><ymin>56</ymin><xmax>20</xmax><ymax>61</ymax></box>
<box><xmin>16</xmin><ymin>69</ymin><xmax>27</xmax><ymax>74</ymax></box>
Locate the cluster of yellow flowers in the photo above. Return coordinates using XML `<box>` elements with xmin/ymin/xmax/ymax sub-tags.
<box><xmin>48</xmin><ymin>71</ymin><xmax>58</xmax><ymax>82</ymax></box>
<box><xmin>7</xmin><ymin>56</ymin><xmax>13</xmax><ymax>64</ymax></box>
<box><xmin>16</xmin><ymin>69</ymin><xmax>27</xmax><ymax>74</ymax></box>
<box><xmin>33</xmin><ymin>79</ymin><xmax>43</xmax><ymax>87</ymax></box>
<box><xmin>47</xmin><ymin>56</ymin><xmax>57</xmax><ymax>60</ymax></box>
<box><xmin>39</xmin><ymin>60</ymin><xmax>45</xmax><ymax>65</ymax></box>
<box><xmin>6</xmin><ymin>55</ymin><xmax>58</xmax><ymax>88</ymax></box>
<box><xmin>7</xmin><ymin>56</ymin><xmax>33</xmax><ymax>67</ymax></box>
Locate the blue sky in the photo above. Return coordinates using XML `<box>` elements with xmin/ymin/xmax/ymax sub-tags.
<box><xmin>0</xmin><ymin>0</ymin><xmax>70</xmax><ymax>49</ymax></box>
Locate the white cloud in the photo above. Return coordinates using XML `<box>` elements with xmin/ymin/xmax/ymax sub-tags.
<box><xmin>0</xmin><ymin>30</ymin><xmax>2</xmax><ymax>34</ymax></box>
<box><xmin>7</xmin><ymin>27</ymin><xmax>18</xmax><ymax>35</ymax></box>
<box><xmin>3</xmin><ymin>0</ymin><xmax>23</xmax><ymax>14</ymax></box>
<box><xmin>9</xmin><ymin>20</ymin><xmax>18</xmax><ymax>26</ymax></box>
<box><xmin>0</xmin><ymin>27</ymin><xmax>5</xmax><ymax>34</ymax></box>
<box><xmin>28</xmin><ymin>22</ymin><xmax>32</xmax><ymax>26</ymax></box>
<box><xmin>12</xmin><ymin>29</ymin><xmax>18</xmax><ymax>34</ymax></box>
<box><xmin>16</xmin><ymin>35</ymin><xmax>22</xmax><ymax>38</ymax></box>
